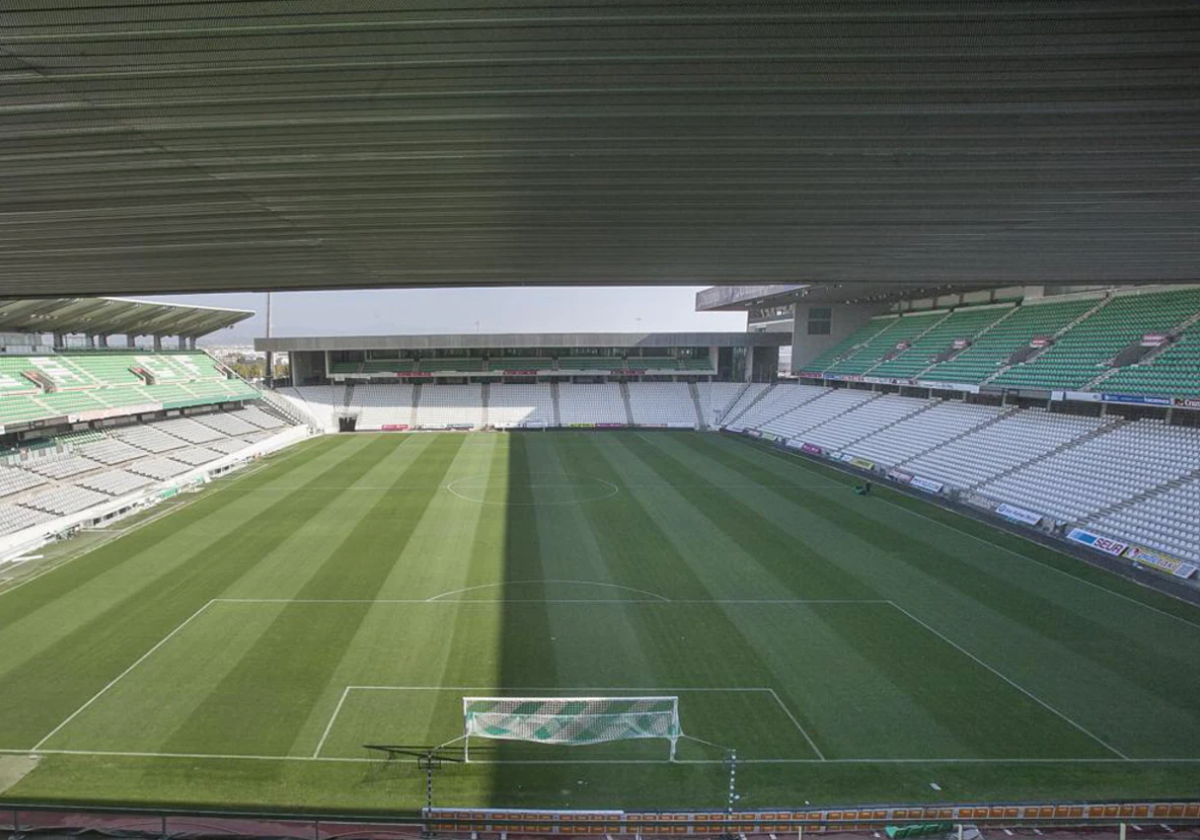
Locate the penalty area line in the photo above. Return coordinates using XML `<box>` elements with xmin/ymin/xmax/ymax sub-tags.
<box><xmin>31</xmin><ymin>600</ymin><xmax>217</xmax><ymax>751</ymax></box>
<box><xmin>3</xmin><ymin>748</ymin><xmax>1198</xmax><ymax>766</ymax></box>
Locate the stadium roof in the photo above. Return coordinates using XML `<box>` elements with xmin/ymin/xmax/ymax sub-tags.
<box><xmin>695</xmin><ymin>282</ymin><xmax>1012</xmax><ymax>310</ymax></box>
<box><xmin>258</xmin><ymin>332</ymin><xmax>787</xmax><ymax>353</ymax></box>
<box><xmin>3</xmin><ymin>3</ymin><xmax>1199</xmax><ymax>296</ymax></box>
<box><xmin>0</xmin><ymin>297</ymin><xmax>253</xmax><ymax>338</ymax></box>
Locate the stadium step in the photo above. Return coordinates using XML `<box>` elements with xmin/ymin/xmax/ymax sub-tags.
<box><xmin>980</xmin><ymin>293</ymin><xmax>1112</xmax><ymax>386</ymax></box>
<box><xmin>860</xmin><ymin>309</ymin><xmax>955</xmax><ymax>377</ymax></box>
<box><xmin>480</xmin><ymin>382</ymin><xmax>489</xmax><ymax>427</ymax></box>
<box><xmin>965</xmin><ymin>416</ymin><xmax>1126</xmax><ymax>491</ymax></box>
<box><xmin>409</xmin><ymin>384</ymin><xmax>422</xmax><ymax>428</ymax></box>
<box><xmin>723</xmin><ymin>383</ymin><xmax>776</xmax><ymax>426</ymax></box>
<box><xmin>1081</xmin><ymin>305</ymin><xmax>1200</xmax><ymax>392</ymax></box>
<box><xmin>687</xmin><ymin>381</ymin><xmax>706</xmax><ymax>429</ymax></box>
<box><xmin>618</xmin><ymin>381</ymin><xmax>635</xmax><ymax>426</ymax></box>
<box><xmin>715</xmin><ymin>381</ymin><xmax>752</xmax><ymax>425</ymax></box>
<box><xmin>550</xmin><ymin>381</ymin><xmax>562</xmax><ymax>427</ymax></box>
<box><xmin>895</xmin><ymin>403</ymin><xmax>1018</xmax><ymax>469</ymax></box>
<box><xmin>341</xmin><ymin>381</ymin><xmax>355</xmax><ymax>409</ymax></box>
<box><xmin>1084</xmin><ymin>463</ymin><xmax>1200</xmax><ymax>526</ymax></box>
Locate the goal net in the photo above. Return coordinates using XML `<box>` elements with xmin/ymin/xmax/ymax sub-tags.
<box><xmin>462</xmin><ymin>696</ymin><xmax>682</xmax><ymax>761</ymax></box>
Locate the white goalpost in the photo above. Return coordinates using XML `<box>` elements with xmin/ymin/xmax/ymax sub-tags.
<box><xmin>461</xmin><ymin>696</ymin><xmax>682</xmax><ymax>762</ymax></box>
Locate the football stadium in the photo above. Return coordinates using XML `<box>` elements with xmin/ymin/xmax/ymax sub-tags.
<box><xmin>2</xmin><ymin>3</ymin><xmax>1200</xmax><ymax>838</ymax></box>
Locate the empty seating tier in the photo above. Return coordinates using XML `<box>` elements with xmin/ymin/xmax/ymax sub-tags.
<box><xmin>626</xmin><ymin>383</ymin><xmax>700</xmax><ymax>426</ymax></box>
<box><xmin>991</xmin><ymin>288</ymin><xmax>1200</xmax><ymax>390</ymax></box>
<box><xmin>487</xmin><ymin>384</ymin><xmax>555</xmax><ymax>427</ymax></box>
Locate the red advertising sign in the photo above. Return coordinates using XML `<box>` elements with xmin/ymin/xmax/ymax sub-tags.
<box><xmin>800</xmin><ymin>443</ymin><xmax>824</xmax><ymax>456</ymax></box>
<box><xmin>895</xmin><ymin>341</ymin><xmax>911</xmax><ymax>351</ymax></box>
<box><xmin>1141</xmin><ymin>333</ymin><xmax>1169</xmax><ymax>347</ymax></box>
<box><xmin>381</xmin><ymin>424</ymin><xmax>409</xmax><ymax>431</ymax></box>
<box><xmin>1029</xmin><ymin>336</ymin><xmax>1052</xmax><ymax>348</ymax></box>
<box><xmin>952</xmin><ymin>338</ymin><xmax>970</xmax><ymax>349</ymax></box>
<box><xmin>503</xmin><ymin>369</ymin><xmax>541</xmax><ymax>376</ymax></box>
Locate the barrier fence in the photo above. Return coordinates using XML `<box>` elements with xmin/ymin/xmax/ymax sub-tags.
<box><xmin>3</xmin><ymin>800</ymin><xmax>1199</xmax><ymax>839</ymax></box>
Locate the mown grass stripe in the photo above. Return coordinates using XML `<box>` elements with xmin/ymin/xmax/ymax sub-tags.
<box><xmin>154</xmin><ymin>435</ymin><xmax>466</xmax><ymax>758</ymax></box>
<box><xmin>3</xmin><ymin>436</ymin><xmax>385</xmax><ymax>749</ymax></box>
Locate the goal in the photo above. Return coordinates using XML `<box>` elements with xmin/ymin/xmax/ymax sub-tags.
<box><xmin>461</xmin><ymin>696</ymin><xmax>682</xmax><ymax>761</ymax></box>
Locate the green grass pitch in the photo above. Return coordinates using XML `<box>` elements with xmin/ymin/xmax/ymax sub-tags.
<box><xmin>1</xmin><ymin>431</ymin><xmax>1198</xmax><ymax>814</ymax></box>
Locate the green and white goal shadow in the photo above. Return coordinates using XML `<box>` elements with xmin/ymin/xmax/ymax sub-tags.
<box><xmin>314</xmin><ymin>686</ymin><xmax>821</xmax><ymax>763</ymax></box>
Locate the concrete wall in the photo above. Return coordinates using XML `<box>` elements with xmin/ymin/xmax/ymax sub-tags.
<box><xmin>790</xmin><ymin>303</ymin><xmax>887</xmax><ymax>371</ymax></box>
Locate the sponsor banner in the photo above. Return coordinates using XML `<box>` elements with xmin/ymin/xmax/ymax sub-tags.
<box><xmin>801</xmin><ymin>442</ymin><xmax>824</xmax><ymax>456</ymax></box>
<box><xmin>1066</xmin><ymin>527</ymin><xmax>1128</xmax><ymax>556</ymax></box>
<box><xmin>503</xmin><ymin>369</ymin><xmax>541</xmax><ymax>376</ymax></box>
<box><xmin>1061</xmin><ymin>390</ymin><xmax>1102</xmax><ymax>402</ymax></box>
<box><xmin>606</xmin><ymin>368</ymin><xmax>647</xmax><ymax>376</ymax></box>
<box><xmin>403</xmin><ymin>372</ymin><xmax>433</xmax><ymax>378</ymax></box>
<box><xmin>1125</xmin><ymin>545</ymin><xmax>1199</xmax><ymax>579</ymax></box>
<box><xmin>910</xmin><ymin>476</ymin><xmax>944</xmax><ymax>494</ymax></box>
<box><xmin>823</xmin><ymin>374</ymin><xmax>864</xmax><ymax>382</ymax></box>
<box><xmin>521</xmin><ymin>420</ymin><xmax>548</xmax><ymax>428</ymax></box>
<box><xmin>1141</xmin><ymin>333</ymin><xmax>1169</xmax><ymax>347</ymax></box>
<box><xmin>1175</xmin><ymin>397</ymin><xmax>1200</xmax><ymax>410</ymax></box>
<box><xmin>380</xmin><ymin>424</ymin><xmax>409</xmax><ymax>431</ymax></box>
<box><xmin>595</xmin><ymin>423</ymin><xmax>626</xmax><ymax>429</ymax></box>
<box><xmin>888</xmin><ymin>468</ymin><xmax>914</xmax><ymax>484</ymax></box>
<box><xmin>746</xmin><ymin>429</ymin><xmax>762</xmax><ymax>438</ymax></box>
<box><xmin>840</xmin><ymin>455</ymin><xmax>875</xmax><ymax>471</ymax></box>
<box><xmin>894</xmin><ymin>341</ymin><xmax>911</xmax><ymax>351</ymax></box>
<box><xmin>785</xmin><ymin>439</ymin><xmax>805</xmax><ymax>450</ymax></box>
<box><xmin>448</xmin><ymin>423</ymin><xmax>474</xmax><ymax>430</ymax></box>
<box><xmin>952</xmin><ymin>338</ymin><xmax>971</xmax><ymax>350</ymax></box>
<box><xmin>795</xmin><ymin>372</ymin><xmax>823</xmax><ymax>380</ymax></box>
<box><xmin>569</xmin><ymin>423</ymin><xmax>596</xmax><ymax>429</ymax></box>
<box><xmin>761</xmin><ymin>431</ymin><xmax>780</xmax><ymax>443</ymax></box>
<box><xmin>1101</xmin><ymin>392</ymin><xmax>1173</xmax><ymax>406</ymax></box>
<box><xmin>916</xmin><ymin>380</ymin><xmax>979</xmax><ymax>394</ymax></box>
<box><xmin>997</xmin><ymin>503</ymin><xmax>1043</xmax><ymax>526</ymax></box>
<box><xmin>1030</xmin><ymin>335</ymin><xmax>1052</xmax><ymax>348</ymax></box>
<box><xmin>862</xmin><ymin>376</ymin><xmax>912</xmax><ymax>386</ymax></box>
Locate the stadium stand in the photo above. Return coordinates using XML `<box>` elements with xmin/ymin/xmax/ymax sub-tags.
<box><xmin>1098</xmin><ymin>323</ymin><xmax>1200</xmax><ymax>398</ymax></box>
<box><xmin>413</xmin><ymin>384</ymin><xmax>484</xmax><ymax>428</ymax></box>
<box><xmin>822</xmin><ymin>311</ymin><xmax>947</xmax><ymax>376</ymax></box>
<box><xmin>695</xmin><ymin>382</ymin><xmax>747</xmax><ymax>428</ymax></box>
<box><xmin>918</xmin><ymin>296</ymin><xmax>1102</xmax><ymax>385</ymax></box>
<box><xmin>800</xmin><ymin>316</ymin><xmax>900</xmax><ymax>374</ymax></box>
<box><xmin>626</xmin><ymin>383</ymin><xmax>700</xmax><ymax>427</ymax></box>
<box><xmin>77</xmin><ymin>470</ymin><xmax>155</xmax><ymax>497</ymax></box>
<box><xmin>0</xmin><ymin>351</ymin><xmax>258</xmax><ymax>429</ymax></box>
<box><xmin>1090</xmin><ymin>478</ymin><xmax>1200</xmax><ymax>563</ymax></box>
<box><xmin>726</xmin><ymin>383</ymin><xmax>828</xmax><ymax>432</ymax></box>
<box><xmin>976</xmin><ymin>421</ymin><xmax>1200</xmax><ymax>522</ymax></box>
<box><xmin>867</xmin><ymin>305</ymin><xmax>1015</xmax><ymax>381</ymax></box>
<box><xmin>22</xmin><ymin>485</ymin><xmax>112</xmax><ymax>516</ymax></box>
<box><xmin>557</xmin><ymin>383</ymin><xmax>628</xmax><ymax>425</ymax></box>
<box><xmin>487</xmin><ymin>384</ymin><xmax>555</xmax><ymax>428</ymax></box>
<box><xmin>0</xmin><ymin>466</ymin><xmax>46</xmax><ymax>499</ymax></box>
<box><xmin>842</xmin><ymin>401</ymin><xmax>1007</xmax><ymax>467</ymax></box>
<box><xmin>990</xmin><ymin>287</ymin><xmax>1200</xmax><ymax>390</ymax></box>
<box><xmin>893</xmin><ymin>409</ymin><xmax>1110</xmax><ymax>490</ymax></box>
<box><xmin>759</xmin><ymin>388</ymin><xmax>880</xmax><ymax>442</ymax></box>
<box><xmin>112</xmin><ymin>424</ymin><xmax>189</xmax><ymax>453</ymax></box>
<box><xmin>795</xmin><ymin>394</ymin><xmax>932</xmax><ymax>452</ymax></box>
<box><xmin>350</xmin><ymin>384</ymin><xmax>414</xmax><ymax>429</ymax></box>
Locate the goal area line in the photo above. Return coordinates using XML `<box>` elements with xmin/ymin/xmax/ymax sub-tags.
<box><xmin>314</xmin><ymin>685</ymin><xmax>822</xmax><ymax>761</ymax></box>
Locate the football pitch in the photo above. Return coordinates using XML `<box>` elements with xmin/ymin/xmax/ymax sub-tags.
<box><xmin>1</xmin><ymin>431</ymin><xmax>1199</xmax><ymax>813</ymax></box>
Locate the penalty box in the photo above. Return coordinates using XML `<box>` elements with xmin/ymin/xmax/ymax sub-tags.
<box><xmin>33</xmin><ymin>599</ymin><xmax>1113</xmax><ymax>761</ymax></box>
<box><xmin>314</xmin><ymin>686</ymin><xmax>817</xmax><ymax>762</ymax></box>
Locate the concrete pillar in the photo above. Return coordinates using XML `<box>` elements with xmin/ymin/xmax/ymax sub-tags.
<box><xmin>53</xmin><ymin>331</ymin><xmax>65</xmax><ymax>349</ymax></box>
<box><xmin>85</xmin><ymin>333</ymin><xmax>95</xmax><ymax>349</ymax></box>
<box><xmin>153</xmin><ymin>335</ymin><xmax>162</xmax><ymax>352</ymax></box>
<box><xmin>187</xmin><ymin>336</ymin><xmax>197</xmax><ymax>350</ymax></box>
<box><xmin>126</xmin><ymin>335</ymin><xmax>136</xmax><ymax>349</ymax></box>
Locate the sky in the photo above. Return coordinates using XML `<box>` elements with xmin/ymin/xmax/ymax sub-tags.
<box><xmin>153</xmin><ymin>287</ymin><xmax>746</xmax><ymax>344</ymax></box>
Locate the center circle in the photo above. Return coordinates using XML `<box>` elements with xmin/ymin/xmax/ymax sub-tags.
<box><xmin>445</xmin><ymin>472</ymin><xmax>619</xmax><ymax>505</ymax></box>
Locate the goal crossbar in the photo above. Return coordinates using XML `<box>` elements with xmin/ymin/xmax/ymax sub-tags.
<box><xmin>462</xmin><ymin>696</ymin><xmax>682</xmax><ymax>762</ymax></box>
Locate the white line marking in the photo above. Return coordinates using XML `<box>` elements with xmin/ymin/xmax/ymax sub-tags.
<box><xmin>32</xmin><ymin>599</ymin><xmax>218</xmax><ymax>751</ymax></box>
<box><xmin>212</xmin><ymin>598</ymin><xmax>888</xmax><ymax>605</ymax></box>
<box><xmin>2</xmin><ymin>747</ymin><xmax>1197</xmax><ymax>766</ymax></box>
<box><xmin>887</xmin><ymin>601</ymin><xmax>1130</xmax><ymax>760</ymax></box>
<box><xmin>313</xmin><ymin>686</ymin><xmax>351</xmax><ymax>758</ymax></box>
<box><xmin>764</xmin><ymin>687</ymin><xmax>825</xmax><ymax>761</ymax></box>
<box><xmin>426</xmin><ymin>579</ymin><xmax>671</xmax><ymax>602</ymax></box>
<box><xmin>736</xmin><ymin>438</ymin><xmax>1200</xmax><ymax>631</ymax></box>
<box><xmin>443</xmin><ymin>473</ymin><xmax>620</xmax><ymax>506</ymax></box>
<box><xmin>324</xmin><ymin>685</ymin><xmax>822</xmax><ymax>760</ymax></box>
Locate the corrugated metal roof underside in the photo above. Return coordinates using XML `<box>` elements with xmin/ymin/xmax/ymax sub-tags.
<box><xmin>2</xmin><ymin>1</ymin><xmax>1199</xmax><ymax>295</ymax></box>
